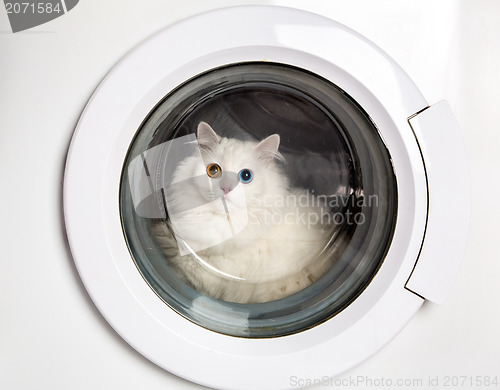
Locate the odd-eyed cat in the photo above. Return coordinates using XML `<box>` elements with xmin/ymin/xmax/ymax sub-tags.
<box><xmin>152</xmin><ymin>122</ymin><xmax>334</xmax><ymax>303</ymax></box>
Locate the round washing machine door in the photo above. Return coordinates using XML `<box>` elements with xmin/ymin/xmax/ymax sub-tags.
<box><xmin>63</xmin><ymin>6</ymin><xmax>470</xmax><ymax>390</ymax></box>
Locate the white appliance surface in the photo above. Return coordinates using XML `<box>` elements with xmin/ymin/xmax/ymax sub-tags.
<box><xmin>1</xmin><ymin>1</ymin><xmax>498</xmax><ymax>389</ymax></box>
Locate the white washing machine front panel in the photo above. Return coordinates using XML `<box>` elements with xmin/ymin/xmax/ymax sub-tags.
<box><xmin>63</xmin><ymin>6</ymin><xmax>469</xmax><ymax>390</ymax></box>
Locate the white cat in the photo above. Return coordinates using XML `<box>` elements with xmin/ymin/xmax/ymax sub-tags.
<box><xmin>152</xmin><ymin>122</ymin><xmax>334</xmax><ymax>303</ymax></box>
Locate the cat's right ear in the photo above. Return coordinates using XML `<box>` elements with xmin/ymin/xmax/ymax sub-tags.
<box><xmin>197</xmin><ymin>122</ymin><xmax>221</xmax><ymax>148</ymax></box>
<box><xmin>255</xmin><ymin>134</ymin><xmax>283</xmax><ymax>165</ymax></box>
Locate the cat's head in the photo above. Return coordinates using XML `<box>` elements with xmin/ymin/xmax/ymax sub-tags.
<box><xmin>193</xmin><ymin>121</ymin><xmax>287</xmax><ymax>210</ymax></box>
<box><xmin>166</xmin><ymin>122</ymin><xmax>288</xmax><ymax>248</ymax></box>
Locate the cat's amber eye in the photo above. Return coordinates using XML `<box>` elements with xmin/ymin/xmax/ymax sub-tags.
<box><xmin>206</xmin><ymin>163</ymin><xmax>222</xmax><ymax>178</ymax></box>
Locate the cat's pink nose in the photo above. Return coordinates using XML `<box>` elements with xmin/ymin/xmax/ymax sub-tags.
<box><xmin>219</xmin><ymin>173</ymin><xmax>238</xmax><ymax>195</ymax></box>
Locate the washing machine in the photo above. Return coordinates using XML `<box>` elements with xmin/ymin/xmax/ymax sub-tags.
<box><xmin>2</xmin><ymin>1</ymin><xmax>499</xmax><ymax>390</ymax></box>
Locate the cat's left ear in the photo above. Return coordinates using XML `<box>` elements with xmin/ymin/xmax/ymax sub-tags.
<box><xmin>197</xmin><ymin>122</ymin><xmax>221</xmax><ymax>148</ymax></box>
<box><xmin>255</xmin><ymin>134</ymin><xmax>282</xmax><ymax>165</ymax></box>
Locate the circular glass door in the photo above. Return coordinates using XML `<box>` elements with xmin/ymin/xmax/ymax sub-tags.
<box><xmin>119</xmin><ymin>62</ymin><xmax>397</xmax><ymax>338</ymax></box>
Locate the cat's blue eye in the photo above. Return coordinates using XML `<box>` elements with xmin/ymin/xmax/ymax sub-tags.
<box><xmin>238</xmin><ymin>169</ymin><xmax>253</xmax><ymax>184</ymax></box>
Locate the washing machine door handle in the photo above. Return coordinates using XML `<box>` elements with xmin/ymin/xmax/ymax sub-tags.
<box><xmin>405</xmin><ymin>101</ymin><xmax>471</xmax><ymax>304</ymax></box>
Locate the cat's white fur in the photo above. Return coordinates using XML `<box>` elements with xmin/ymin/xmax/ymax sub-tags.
<box><xmin>152</xmin><ymin>122</ymin><xmax>334</xmax><ymax>303</ymax></box>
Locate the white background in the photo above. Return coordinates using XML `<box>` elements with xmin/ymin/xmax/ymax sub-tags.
<box><xmin>1</xmin><ymin>1</ymin><xmax>498</xmax><ymax>389</ymax></box>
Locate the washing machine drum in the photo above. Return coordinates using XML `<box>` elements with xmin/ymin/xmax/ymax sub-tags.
<box><xmin>122</xmin><ymin>62</ymin><xmax>397</xmax><ymax>337</ymax></box>
<box><xmin>64</xmin><ymin>6</ymin><xmax>469</xmax><ymax>389</ymax></box>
